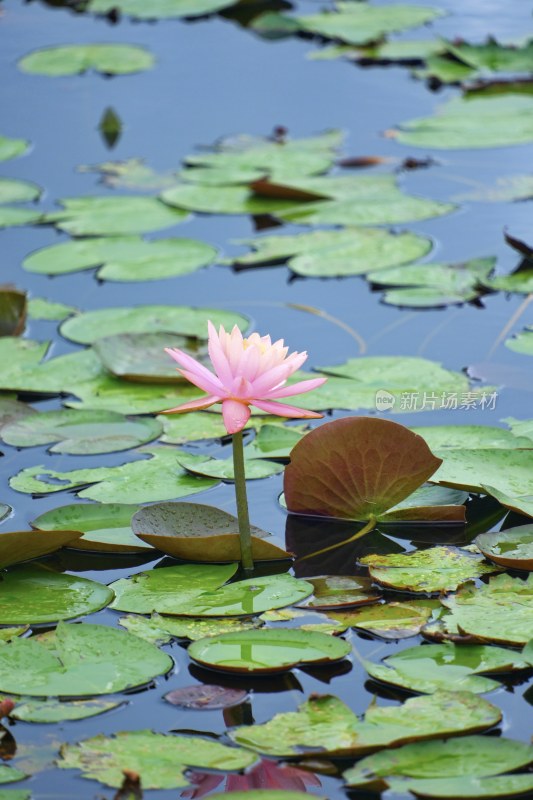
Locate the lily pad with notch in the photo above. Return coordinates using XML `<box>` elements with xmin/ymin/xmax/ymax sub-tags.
<box><xmin>32</xmin><ymin>503</ymin><xmax>150</xmax><ymax>554</ymax></box>
<box><xmin>131</xmin><ymin>502</ymin><xmax>290</xmax><ymax>562</ymax></box>
<box><xmin>94</xmin><ymin>332</ymin><xmax>210</xmax><ymax>382</ymax></box>
<box><xmin>0</xmin><ymin>528</ymin><xmax>83</xmax><ymax>568</ymax></box>
<box><xmin>18</xmin><ymin>44</ymin><xmax>155</xmax><ymax>76</ymax></box>
<box><xmin>188</xmin><ymin>628</ymin><xmax>351</xmax><ymax>674</ymax></box>
<box><xmin>475</xmin><ymin>524</ymin><xmax>533</xmax><ymax>570</ymax></box>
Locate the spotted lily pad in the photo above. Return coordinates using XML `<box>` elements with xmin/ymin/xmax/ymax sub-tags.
<box><xmin>231</xmin><ymin>227</ymin><xmax>432</xmax><ymax>277</ymax></box>
<box><xmin>0</xmin><ymin>565</ymin><xmax>113</xmax><ymax>624</ymax></box>
<box><xmin>188</xmin><ymin>628</ymin><xmax>351</xmax><ymax>673</ymax></box>
<box><xmin>432</xmin><ymin>448</ymin><xmax>533</xmax><ymax>501</ymax></box>
<box><xmin>330</xmin><ymin>599</ymin><xmax>440</xmax><ymax>639</ymax></box>
<box><xmin>1</xmin><ymin>408</ymin><xmax>162</xmax><ymax>454</ymax></box>
<box><xmin>0</xmin><ymin>528</ymin><xmax>82</xmax><ymax>568</ymax></box>
<box><xmin>359</xmin><ymin>546</ymin><xmax>501</xmax><ymax>593</ymax></box>
<box><xmin>164</xmin><ymin>685</ymin><xmax>248</xmax><ymax>710</ymax></box>
<box><xmin>44</xmin><ymin>196</ymin><xmax>189</xmax><ymax>236</ymax></box>
<box><xmin>59</xmin><ymin>728</ymin><xmax>257</xmax><ymax>789</ymax></box>
<box><xmin>297</xmin><ymin>575</ymin><xmax>381</xmax><ymax>610</ymax></box>
<box><xmin>88</xmin><ymin>0</ymin><xmax>238</xmax><ymax>20</ymax></box>
<box><xmin>364</xmin><ymin>642</ymin><xmax>529</xmax><ymax>695</ymax></box>
<box><xmin>60</xmin><ymin>304</ymin><xmax>248</xmax><ymax>344</ymax></box>
<box><xmin>284</xmin><ymin>417</ymin><xmax>442</xmax><ymax>520</ymax></box>
<box><xmin>0</xmin><ymin>622</ymin><xmax>172</xmax><ymax>697</ymax></box>
<box><xmin>343</xmin><ymin>735</ymin><xmax>533</xmax><ymax>792</ymax></box>
<box><xmin>131</xmin><ymin>502</ymin><xmax>290</xmax><ymax>562</ymax></box>
<box><xmin>32</xmin><ymin>503</ymin><xmax>150</xmax><ymax>554</ymax></box>
<box><xmin>475</xmin><ymin>525</ymin><xmax>533</xmax><ymax>570</ymax></box>
<box><xmin>10</xmin><ymin>446</ymin><xmax>219</xmax><ymax>504</ymax></box>
<box><xmin>119</xmin><ymin>612</ymin><xmax>263</xmax><ymax>644</ymax></box>
<box><xmin>0</xmin><ymin>135</ymin><xmax>30</xmax><ymax>162</ymax></box>
<box><xmin>18</xmin><ymin>44</ymin><xmax>154</xmax><ymax>76</ymax></box>
<box><xmin>11</xmin><ymin>698</ymin><xmax>122</xmax><ymax>723</ymax></box>
<box><xmin>229</xmin><ymin>692</ymin><xmax>501</xmax><ymax>757</ymax></box>
<box><xmin>110</xmin><ymin>565</ymin><xmax>312</xmax><ymax>616</ymax></box>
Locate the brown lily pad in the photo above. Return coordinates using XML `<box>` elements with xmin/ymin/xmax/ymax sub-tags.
<box><xmin>0</xmin><ymin>287</ymin><xmax>27</xmax><ymax>337</ymax></box>
<box><xmin>475</xmin><ymin>524</ymin><xmax>533</xmax><ymax>571</ymax></box>
<box><xmin>164</xmin><ymin>685</ymin><xmax>248</xmax><ymax>710</ymax></box>
<box><xmin>0</xmin><ymin>529</ymin><xmax>83</xmax><ymax>569</ymax></box>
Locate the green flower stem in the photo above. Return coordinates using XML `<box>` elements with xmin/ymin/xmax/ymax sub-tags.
<box><xmin>232</xmin><ymin>430</ymin><xmax>254</xmax><ymax>574</ymax></box>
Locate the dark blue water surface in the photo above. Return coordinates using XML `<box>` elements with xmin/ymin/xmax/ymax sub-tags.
<box><xmin>1</xmin><ymin>0</ymin><xmax>533</xmax><ymax>797</ymax></box>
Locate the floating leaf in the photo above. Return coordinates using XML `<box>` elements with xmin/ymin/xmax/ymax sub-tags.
<box><xmin>297</xmin><ymin>575</ymin><xmax>381</xmax><ymax>610</ymax></box>
<box><xmin>162</xmin><ymin>184</ymin><xmax>300</xmax><ymax>216</ymax></box>
<box><xmin>506</xmin><ymin>325</ymin><xmax>533</xmax><ymax>355</ymax></box>
<box><xmin>395</xmin><ymin>774</ymin><xmax>533</xmax><ymax>798</ymax></box>
<box><xmin>188</xmin><ymin>628</ymin><xmax>351</xmax><ymax>674</ymax></box>
<box><xmin>10</xmin><ymin>446</ymin><xmax>219</xmax><ymax>504</ymax></box>
<box><xmin>0</xmin><ymin>289</ymin><xmax>26</xmax><ymax>337</ymax></box>
<box><xmin>44</xmin><ymin>197</ymin><xmax>188</xmax><ymax>236</ymax></box>
<box><xmin>0</xmin><ymin>396</ymin><xmax>35</xmax><ymax>430</ymax></box>
<box><xmin>119</xmin><ymin>612</ymin><xmax>262</xmax><ymax>644</ymax></box>
<box><xmin>27</xmin><ymin>297</ymin><xmax>77</xmax><ymax>321</ymax></box>
<box><xmin>392</xmin><ymin>93</ymin><xmax>533</xmax><ymax>149</ymax></box>
<box><xmin>159</xmin><ymin>411</ymin><xmax>231</xmax><ymax>443</ymax></box>
<box><xmin>94</xmin><ymin>333</ymin><xmax>208</xmax><ymax>382</ymax></box>
<box><xmin>80</xmin><ymin>158</ymin><xmax>178</xmax><ymax>190</ymax></box>
<box><xmin>32</xmin><ymin>503</ymin><xmax>149</xmax><ymax>554</ymax></box>
<box><xmin>131</xmin><ymin>502</ymin><xmax>289</xmax><ymax>562</ymax></box>
<box><xmin>1</xmin><ymin>408</ymin><xmax>162</xmax><ymax>454</ymax></box>
<box><xmin>0</xmin><ymin>136</ymin><xmax>29</xmax><ymax>162</ymax></box>
<box><xmin>18</xmin><ymin>44</ymin><xmax>154</xmax><ymax>76</ymax></box>
<box><xmin>244</xmin><ymin>424</ymin><xmax>306</xmax><ymax>460</ymax></box>
<box><xmin>0</xmin><ymin>766</ymin><xmax>26</xmax><ymax>785</ymax></box>
<box><xmin>164</xmin><ymin>685</ymin><xmax>248</xmax><ymax>710</ymax></box>
<box><xmin>11</xmin><ymin>698</ymin><xmax>121</xmax><ymax>723</ymax></box>
<box><xmin>59</xmin><ymin>728</ymin><xmax>257</xmax><ymax>789</ymax></box>
<box><xmin>0</xmin><ymin>178</ymin><xmax>40</xmax><ymax>204</ymax></box>
<box><xmin>110</xmin><ymin>565</ymin><xmax>312</xmax><ymax>616</ymax></box>
<box><xmin>432</xmin><ymin>448</ymin><xmax>533</xmax><ymax>498</ymax></box>
<box><xmin>24</xmin><ymin>235</ymin><xmax>216</xmax><ymax>281</ymax></box>
<box><xmin>60</xmin><ymin>304</ymin><xmax>248</xmax><ymax>344</ymax></box>
<box><xmin>380</xmin><ymin>484</ymin><xmax>467</xmax><ymax>523</ymax></box>
<box><xmin>231</xmin><ymin>228</ymin><xmax>432</xmax><ymax>277</ymax></box>
<box><xmin>455</xmin><ymin>174</ymin><xmax>533</xmax><ymax>202</ymax></box>
<box><xmin>309</xmin><ymin>39</ymin><xmax>445</xmax><ymax>63</ymax></box>
<box><xmin>67</xmin><ymin>373</ymin><xmax>203</xmax><ymax>414</ymax></box>
<box><xmin>229</xmin><ymin>692</ymin><xmax>501</xmax><ymax>757</ymax></box>
<box><xmin>177</xmin><ymin>451</ymin><xmax>284</xmax><ymax>481</ymax></box>
<box><xmin>0</xmin><ymin>627</ymin><xmax>28</xmax><ymax>642</ymax></box>
<box><xmin>0</xmin><ymin>565</ymin><xmax>113</xmax><ymax>624</ymax></box>
<box><xmin>0</xmin><ymin>529</ymin><xmax>82</xmax><ymax>569</ymax></box>
<box><xmin>88</xmin><ymin>0</ymin><xmax>238</xmax><ymax>20</ymax></box>
<box><xmin>343</xmin><ymin>735</ymin><xmax>533</xmax><ymax>791</ymax></box>
<box><xmin>330</xmin><ymin>599</ymin><xmax>440</xmax><ymax>639</ymax></box>
<box><xmin>416</xmin><ymin>39</ymin><xmax>533</xmax><ymax>86</ymax></box>
<box><xmin>0</xmin><ymin>339</ymin><xmax>103</xmax><ymax>394</ymax></box>
<box><xmin>360</xmin><ymin>546</ymin><xmax>500</xmax><ymax>593</ymax></box>
<box><xmin>294</xmin><ymin>4</ymin><xmax>445</xmax><ymax>46</ymax></box>
<box><xmin>414</xmin><ymin>424</ymin><xmax>532</xmax><ymax>450</ymax></box>
<box><xmin>0</xmin><ymin>206</ymin><xmax>42</xmax><ymax>228</ymax></box>
<box><xmin>284</xmin><ymin>417</ymin><xmax>442</xmax><ymax>520</ymax></box>
<box><xmin>476</xmin><ymin>525</ymin><xmax>533</xmax><ymax>570</ymax></box>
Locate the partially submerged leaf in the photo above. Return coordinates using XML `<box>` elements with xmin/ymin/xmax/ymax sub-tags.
<box><xmin>284</xmin><ymin>417</ymin><xmax>442</xmax><ymax>520</ymax></box>
<box><xmin>0</xmin><ymin>528</ymin><xmax>82</xmax><ymax>568</ymax></box>
<box><xmin>296</xmin><ymin>575</ymin><xmax>381</xmax><ymax>610</ymax></box>
<box><xmin>11</xmin><ymin>698</ymin><xmax>122</xmax><ymax>723</ymax></box>
<box><xmin>18</xmin><ymin>44</ymin><xmax>154</xmax><ymax>76</ymax></box>
<box><xmin>0</xmin><ymin>622</ymin><xmax>172</xmax><ymax>696</ymax></box>
<box><xmin>476</xmin><ymin>524</ymin><xmax>533</xmax><ymax>570</ymax></box>
<box><xmin>229</xmin><ymin>692</ymin><xmax>501</xmax><ymax>757</ymax></box>
<box><xmin>164</xmin><ymin>685</ymin><xmax>248</xmax><ymax>710</ymax></box>
<box><xmin>188</xmin><ymin>628</ymin><xmax>351</xmax><ymax>673</ymax></box>
<box><xmin>330</xmin><ymin>599</ymin><xmax>440</xmax><ymax>639</ymax></box>
<box><xmin>359</xmin><ymin>546</ymin><xmax>500</xmax><ymax>593</ymax></box>
<box><xmin>79</xmin><ymin>158</ymin><xmax>178</xmax><ymax>190</ymax></box>
<box><xmin>119</xmin><ymin>612</ymin><xmax>262</xmax><ymax>644</ymax></box>
<box><xmin>0</xmin><ymin>564</ymin><xmax>113</xmax><ymax>624</ymax></box>
<box><xmin>131</xmin><ymin>502</ymin><xmax>289</xmax><ymax>562</ymax></box>
<box><xmin>43</xmin><ymin>196</ymin><xmax>189</xmax><ymax>236</ymax></box>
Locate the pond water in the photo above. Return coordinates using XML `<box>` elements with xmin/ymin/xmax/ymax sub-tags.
<box><xmin>1</xmin><ymin>0</ymin><xmax>533</xmax><ymax>797</ymax></box>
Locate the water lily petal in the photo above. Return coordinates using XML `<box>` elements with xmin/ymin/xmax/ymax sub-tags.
<box><xmin>264</xmin><ymin>376</ymin><xmax>328</xmax><ymax>399</ymax></box>
<box><xmin>179</xmin><ymin>368</ymin><xmax>227</xmax><ymax>397</ymax></box>
<box><xmin>252</xmin><ymin>398</ymin><xmax>323</xmax><ymax>419</ymax></box>
<box><xmin>161</xmin><ymin>394</ymin><xmax>220</xmax><ymax>414</ymax></box>
<box><xmin>165</xmin><ymin>347</ymin><xmax>224</xmax><ymax>390</ymax></box>
<box><xmin>222</xmin><ymin>398</ymin><xmax>252</xmax><ymax>434</ymax></box>
<box><xmin>207</xmin><ymin>320</ymin><xmax>234</xmax><ymax>386</ymax></box>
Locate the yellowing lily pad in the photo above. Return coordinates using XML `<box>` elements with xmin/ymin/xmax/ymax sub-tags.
<box><xmin>475</xmin><ymin>524</ymin><xmax>533</xmax><ymax>570</ymax></box>
<box><xmin>119</xmin><ymin>612</ymin><xmax>263</xmax><ymax>644</ymax></box>
<box><xmin>131</xmin><ymin>502</ymin><xmax>290</xmax><ymax>562</ymax></box>
<box><xmin>188</xmin><ymin>628</ymin><xmax>351</xmax><ymax>673</ymax></box>
<box><xmin>0</xmin><ymin>528</ymin><xmax>82</xmax><ymax>568</ymax></box>
<box><xmin>329</xmin><ymin>599</ymin><xmax>441</xmax><ymax>639</ymax></box>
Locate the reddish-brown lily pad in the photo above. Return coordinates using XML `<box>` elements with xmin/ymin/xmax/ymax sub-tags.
<box><xmin>284</xmin><ymin>417</ymin><xmax>442</xmax><ymax>521</ymax></box>
<box><xmin>164</xmin><ymin>685</ymin><xmax>248</xmax><ymax>710</ymax></box>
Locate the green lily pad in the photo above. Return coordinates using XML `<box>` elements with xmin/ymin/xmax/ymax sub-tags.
<box><xmin>94</xmin><ymin>333</ymin><xmax>208</xmax><ymax>382</ymax></box>
<box><xmin>456</xmin><ymin>174</ymin><xmax>533</xmax><ymax>202</ymax></box>
<box><xmin>483</xmin><ymin>268</ymin><xmax>533</xmax><ymax>294</ymax></box>
<box><xmin>159</xmin><ymin>411</ymin><xmax>231</xmax><ymax>443</ymax></box>
<box><xmin>295</xmin><ymin>4</ymin><xmax>445</xmax><ymax>46</ymax></box>
<box><xmin>0</xmin><ymin>529</ymin><xmax>82</xmax><ymax>569</ymax></box>
<box><xmin>343</xmin><ymin>735</ymin><xmax>533</xmax><ymax>790</ymax></box>
<box><xmin>417</xmin><ymin>39</ymin><xmax>533</xmax><ymax>86</ymax></box>
<box><xmin>476</xmin><ymin>525</ymin><xmax>533</xmax><ymax>570</ymax></box>
<box><xmin>308</xmin><ymin>39</ymin><xmax>444</xmax><ymax>62</ymax></box>
<box><xmin>398</xmin><ymin>774</ymin><xmax>533</xmax><ymax>798</ymax></box>
<box><xmin>506</xmin><ymin>326</ymin><xmax>533</xmax><ymax>355</ymax></box>
<box><xmin>24</xmin><ymin>235</ymin><xmax>216</xmax><ymax>281</ymax></box>
<box><xmin>483</xmin><ymin>484</ymin><xmax>533</xmax><ymax>519</ymax></box>
<box><xmin>10</xmin><ymin>446</ymin><xmax>219</xmax><ymax>504</ymax></box>
<box><xmin>0</xmin><ymin>396</ymin><xmax>35</xmax><ymax>430</ymax></box>
<box><xmin>0</xmin><ymin>178</ymin><xmax>40</xmax><ymax>204</ymax></box>
<box><xmin>110</xmin><ymin>565</ymin><xmax>312</xmax><ymax>616</ymax></box>
<box><xmin>360</xmin><ymin>546</ymin><xmax>501</xmax><ymax>593</ymax></box>
<box><xmin>0</xmin><ymin>627</ymin><xmax>28</xmax><ymax>642</ymax></box>
<box><xmin>88</xmin><ymin>0</ymin><xmax>237</xmax><ymax>20</ymax></box>
<box><xmin>244</xmin><ymin>424</ymin><xmax>306</xmax><ymax>460</ymax></box>
<box><xmin>437</xmin><ymin>573</ymin><xmax>533</xmax><ymax>646</ymax></box>
<box><xmin>32</xmin><ymin>503</ymin><xmax>150</xmax><ymax>554</ymax></box>
<box><xmin>229</xmin><ymin>691</ymin><xmax>501</xmax><ymax>757</ymax></box>
<box><xmin>0</xmin><ymin>621</ymin><xmax>172</xmax><ymax>697</ymax></box>
<box><xmin>59</xmin><ymin>728</ymin><xmax>257</xmax><ymax>789</ymax></box>
<box><xmin>11</xmin><ymin>698</ymin><xmax>122</xmax><ymax>723</ymax></box>
<box><xmin>0</xmin><ymin>135</ymin><xmax>29</xmax><ymax>162</ymax></box>
<box><xmin>0</xmin><ymin>206</ymin><xmax>42</xmax><ymax>228</ymax></box>
<box><xmin>413</xmin><ymin>424</ymin><xmax>532</xmax><ymax>450</ymax></box>
<box><xmin>297</xmin><ymin>575</ymin><xmax>381</xmax><ymax>610</ymax></box>
<box><xmin>1</xmin><ymin>408</ymin><xmax>162</xmax><ymax>454</ymax></box>
<box><xmin>79</xmin><ymin>158</ymin><xmax>178</xmax><ymax>190</ymax></box>
<box><xmin>393</xmin><ymin>93</ymin><xmax>533</xmax><ymax>149</ymax></box>
<box><xmin>0</xmin><ymin>767</ymin><xmax>26</xmax><ymax>785</ymax></box>
<box><xmin>162</xmin><ymin>184</ymin><xmax>300</xmax><ymax>216</ymax></box>
<box><xmin>380</xmin><ymin>484</ymin><xmax>467</xmax><ymax>523</ymax></box>
<box><xmin>188</xmin><ymin>628</ymin><xmax>351</xmax><ymax>674</ymax></box>
<box><xmin>44</xmin><ymin>196</ymin><xmax>188</xmax><ymax>236</ymax></box>
<box><xmin>131</xmin><ymin>502</ymin><xmax>289</xmax><ymax>562</ymax></box>
<box><xmin>67</xmin><ymin>373</ymin><xmax>203</xmax><ymax>414</ymax></box>
<box><xmin>260</xmin><ymin>607</ymin><xmax>348</xmax><ymax>634</ymax></box>
<box><xmin>18</xmin><ymin>44</ymin><xmax>154</xmax><ymax>76</ymax></box>
<box><xmin>0</xmin><ymin>793</ymin><xmax>30</xmax><ymax>800</ymax></box>
<box><xmin>368</xmin><ymin>258</ymin><xmax>495</xmax><ymax>308</ymax></box>
<box><xmin>330</xmin><ymin>599</ymin><xmax>441</xmax><ymax>639</ymax></box>
<box><xmin>231</xmin><ymin>227</ymin><xmax>432</xmax><ymax>277</ymax></box>
<box><xmin>432</xmin><ymin>448</ymin><xmax>533</xmax><ymax>497</ymax></box>
<box><xmin>27</xmin><ymin>298</ymin><xmax>78</xmax><ymax>321</ymax></box>
<box><xmin>60</xmin><ymin>304</ymin><xmax>248</xmax><ymax>344</ymax></box>
<box><xmin>284</xmin><ymin>417</ymin><xmax>442</xmax><ymax>520</ymax></box>
<box><xmin>0</xmin><ymin>565</ymin><xmax>113</xmax><ymax>624</ymax></box>
<box><xmin>364</xmin><ymin>642</ymin><xmax>528</xmax><ymax>695</ymax></box>
<box><xmin>177</xmin><ymin>451</ymin><xmax>285</xmax><ymax>481</ymax></box>
<box><xmin>0</xmin><ymin>339</ymin><xmax>104</xmax><ymax>394</ymax></box>
<box><xmin>119</xmin><ymin>612</ymin><xmax>263</xmax><ymax>644</ymax></box>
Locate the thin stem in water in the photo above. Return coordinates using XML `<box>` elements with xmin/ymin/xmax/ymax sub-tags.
<box><xmin>232</xmin><ymin>430</ymin><xmax>254</xmax><ymax>574</ymax></box>
<box><xmin>297</xmin><ymin>515</ymin><xmax>377</xmax><ymax>562</ymax></box>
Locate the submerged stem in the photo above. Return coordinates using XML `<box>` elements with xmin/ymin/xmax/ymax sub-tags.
<box><xmin>297</xmin><ymin>515</ymin><xmax>377</xmax><ymax>562</ymax></box>
<box><xmin>232</xmin><ymin>430</ymin><xmax>254</xmax><ymax>574</ymax></box>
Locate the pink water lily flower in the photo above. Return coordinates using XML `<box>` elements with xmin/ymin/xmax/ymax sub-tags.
<box><xmin>163</xmin><ymin>321</ymin><xmax>327</xmax><ymax>434</ymax></box>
